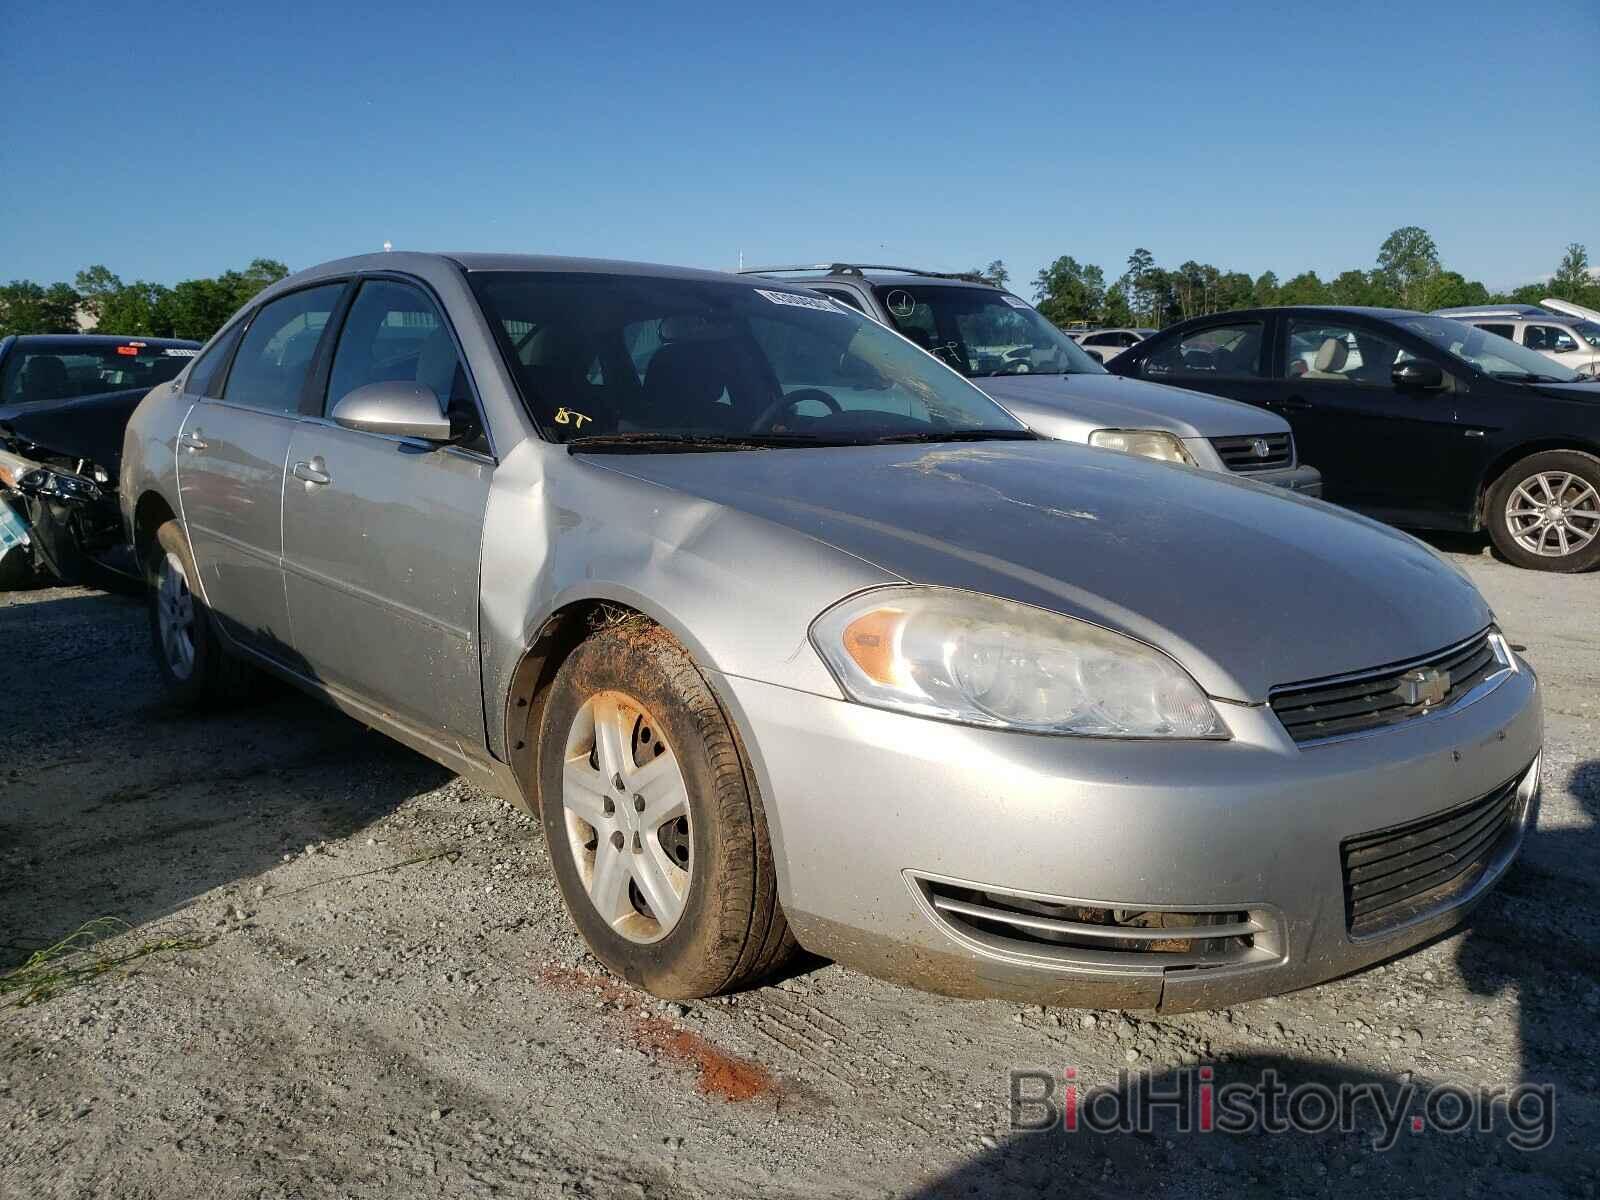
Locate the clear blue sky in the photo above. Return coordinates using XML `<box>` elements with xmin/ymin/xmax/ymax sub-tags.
<box><xmin>2</xmin><ymin>0</ymin><xmax>1595</xmax><ymax>294</ymax></box>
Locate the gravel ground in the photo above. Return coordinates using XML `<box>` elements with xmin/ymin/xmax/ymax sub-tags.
<box><xmin>2</xmin><ymin>538</ymin><xmax>1597</xmax><ymax>1198</ymax></box>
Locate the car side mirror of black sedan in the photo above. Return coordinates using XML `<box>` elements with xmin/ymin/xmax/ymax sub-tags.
<box><xmin>1392</xmin><ymin>360</ymin><xmax>1444</xmax><ymax>390</ymax></box>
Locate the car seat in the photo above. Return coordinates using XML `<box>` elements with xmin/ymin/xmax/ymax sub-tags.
<box><xmin>1302</xmin><ymin>337</ymin><xmax>1350</xmax><ymax>381</ymax></box>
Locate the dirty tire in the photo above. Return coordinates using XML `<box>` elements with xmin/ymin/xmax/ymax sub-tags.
<box><xmin>537</xmin><ymin>620</ymin><xmax>793</xmax><ymax>999</ymax></box>
<box><xmin>147</xmin><ymin>520</ymin><xmax>258</xmax><ymax>706</ymax></box>
<box><xmin>1485</xmin><ymin>450</ymin><xmax>1600</xmax><ymax>573</ymax></box>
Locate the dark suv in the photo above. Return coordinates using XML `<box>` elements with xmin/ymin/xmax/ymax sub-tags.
<box><xmin>1108</xmin><ymin>307</ymin><xmax>1600</xmax><ymax>572</ymax></box>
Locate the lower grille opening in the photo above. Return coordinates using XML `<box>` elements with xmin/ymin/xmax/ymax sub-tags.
<box><xmin>1340</xmin><ymin>767</ymin><xmax>1530</xmax><ymax>937</ymax></box>
<box><xmin>917</xmin><ymin>877</ymin><xmax>1272</xmax><ymax>969</ymax></box>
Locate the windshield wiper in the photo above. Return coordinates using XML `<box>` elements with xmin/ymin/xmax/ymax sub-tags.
<box><xmin>567</xmin><ymin>431</ymin><xmax>853</xmax><ymax>453</ymax></box>
<box><xmin>1490</xmin><ymin>371</ymin><xmax>1568</xmax><ymax>383</ymax></box>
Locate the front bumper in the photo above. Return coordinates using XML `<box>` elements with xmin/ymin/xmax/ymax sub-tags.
<box><xmin>715</xmin><ymin>658</ymin><xmax>1540</xmax><ymax>1011</ymax></box>
<box><xmin>1243</xmin><ymin>462</ymin><xmax>1322</xmax><ymax>496</ymax></box>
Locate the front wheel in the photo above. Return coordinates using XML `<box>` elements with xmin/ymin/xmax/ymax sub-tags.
<box><xmin>536</xmin><ymin>620</ymin><xmax>793</xmax><ymax>998</ymax></box>
<box><xmin>1486</xmin><ymin>450</ymin><xmax>1600</xmax><ymax>573</ymax></box>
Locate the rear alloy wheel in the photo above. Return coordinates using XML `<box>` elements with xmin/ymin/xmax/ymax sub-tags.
<box><xmin>146</xmin><ymin>519</ymin><xmax>259</xmax><ymax>705</ymax></box>
<box><xmin>536</xmin><ymin>620</ymin><xmax>794</xmax><ymax>998</ymax></box>
<box><xmin>1487</xmin><ymin>451</ymin><xmax>1600</xmax><ymax>573</ymax></box>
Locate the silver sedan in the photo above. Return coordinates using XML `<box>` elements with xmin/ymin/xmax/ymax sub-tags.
<box><xmin>121</xmin><ymin>253</ymin><xmax>1542</xmax><ymax>1010</ymax></box>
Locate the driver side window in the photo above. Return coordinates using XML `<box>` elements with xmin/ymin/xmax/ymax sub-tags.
<box><xmin>326</xmin><ymin>280</ymin><xmax>489</xmax><ymax>454</ymax></box>
<box><xmin>1144</xmin><ymin>322</ymin><xmax>1264</xmax><ymax>379</ymax></box>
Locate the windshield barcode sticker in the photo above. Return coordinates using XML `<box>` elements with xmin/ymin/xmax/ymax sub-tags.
<box><xmin>1002</xmin><ymin>294</ymin><xmax>1031</xmax><ymax>309</ymax></box>
<box><xmin>754</xmin><ymin>288</ymin><xmax>840</xmax><ymax>313</ymax></box>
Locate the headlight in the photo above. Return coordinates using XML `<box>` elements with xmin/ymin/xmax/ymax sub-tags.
<box><xmin>1088</xmin><ymin>428</ymin><xmax>1195</xmax><ymax>465</ymax></box>
<box><xmin>810</xmin><ymin>586</ymin><xmax>1227</xmax><ymax>738</ymax></box>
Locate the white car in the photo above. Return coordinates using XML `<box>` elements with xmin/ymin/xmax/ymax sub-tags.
<box><xmin>1070</xmin><ymin>327</ymin><xmax>1157</xmax><ymax>363</ymax></box>
<box><xmin>1431</xmin><ymin>301</ymin><xmax>1600</xmax><ymax>378</ymax></box>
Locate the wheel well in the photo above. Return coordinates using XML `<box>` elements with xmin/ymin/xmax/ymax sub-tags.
<box><xmin>503</xmin><ymin>599</ymin><xmax>648</xmax><ymax>795</ymax></box>
<box><xmin>1475</xmin><ymin>440</ymin><xmax>1600</xmax><ymax>527</ymax></box>
<box><xmin>132</xmin><ymin>492</ymin><xmax>176</xmax><ymax>565</ymax></box>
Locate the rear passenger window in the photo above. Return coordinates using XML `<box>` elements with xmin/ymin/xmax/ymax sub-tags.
<box><xmin>326</xmin><ymin>280</ymin><xmax>487</xmax><ymax>453</ymax></box>
<box><xmin>1474</xmin><ymin>323</ymin><xmax>1515</xmax><ymax>340</ymax></box>
<box><xmin>1143</xmin><ymin>322</ymin><xmax>1264</xmax><ymax>379</ymax></box>
<box><xmin>1526</xmin><ymin>325</ymin><xmax>1578</xmax><ymax>353</ymax></box>
<box><xmin>185</xmin><ymin>323</ymin><xmax>245</xmax><ymax>398</ymax></box>
<box><xmin>222</xmin><ymin>285</ymin><xmax>343</xmax><ymax>413</ymax></box>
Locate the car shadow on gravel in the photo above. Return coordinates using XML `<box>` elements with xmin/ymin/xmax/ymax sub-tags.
<box><xmin>907</xmin><ymin>1050</ymin><xmax>1567</xmax><ymax>1198</ymax></box>
<box><xmin>0</xmin><ymin>588</ymin><xmax>455</xmax><ymax>966</ymax></box>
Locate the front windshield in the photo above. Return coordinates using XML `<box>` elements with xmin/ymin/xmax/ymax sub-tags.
<box><xmin>1397</xmin><ymin>316</ymin><xmax>1583</xmax><ymax>383</ymax></box>
<box><xmin>468</xmin><ymin>272</ymin><xmax>1031</xmax><ymax>447</ymax></box>
<box><xmin>1571</xmin><ymin>320</ymin><xmax>1600</xmax><ymax>349</ymax></box>
<box><xmin>871</xmin><ymin>283</ymin><xmax>1106</xmax><ymax>378</ymax></box>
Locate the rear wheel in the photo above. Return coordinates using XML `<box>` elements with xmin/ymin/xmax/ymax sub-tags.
<box><xmin>536</xmin><ymin>620</ymin><xmax>793</xmax><ymax>998</ymax></box>
<box><xmin>147</xmin><ymin>520</ymin><xmax>258</xmax><ymax>704</ymax></box>
<box><xmin>1486</xmin><ymin>450</ymin><xmax>1600</xmax><ymax>573</ymax></box>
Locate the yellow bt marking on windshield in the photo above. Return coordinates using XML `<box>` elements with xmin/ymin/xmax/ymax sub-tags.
<box><xmin>554</xmin><ymin>408</ymin><xmax>592</xmax><ymax>429</ymax></box>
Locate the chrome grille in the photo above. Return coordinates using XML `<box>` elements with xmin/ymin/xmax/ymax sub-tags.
<box><xmin>1211</xmin><ymin>432</ymin><xmax>1293</xmax><ymax>472</ymax></box>
<box><xmin>1341</xmin><ymin>770</ymin><xmax>1527</xmax><ymax>937</ymax></box>
<box><xmin>1270</xmin><ymin>631</ymin><xmax>1505</xmax><ymax>744</ymax></box>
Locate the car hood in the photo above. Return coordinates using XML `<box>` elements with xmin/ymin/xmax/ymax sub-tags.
<box><xmin>0</xmin><ymin>387</ymin><xmax>148</xmax><ymax>474</ymax></box>
<box><xmin>586</xmin><ymin>440</ymin><xmax>1490</xmax><ymax>703</ymax></box>
<box><xmin>1526</xmin><ymin>380</ymin><xmax>1600</xmax><ymax>403</ymax></box>
<box><xmin>975</xmin><ymin>373</ymin><xmax>1286</xmax><ymax>438</ymax></box>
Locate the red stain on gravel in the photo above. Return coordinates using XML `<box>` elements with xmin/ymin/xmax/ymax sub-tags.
<box><xmin>534</xmin><ymin>963</ymin><xmax>777</xmax><ymax>1102</ymax></box>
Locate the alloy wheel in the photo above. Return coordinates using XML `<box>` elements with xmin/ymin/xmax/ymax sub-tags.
<box><xmin>561</xmin><ymin>691</ymin><xmax>693</xmax><ymax>944</ymax></box>
<box><xmin>1504</xmin><ymin>471</ymin><xmax>1600</xmax><ymax>558</ymax></box>
<box><xmin>156</xmin><ymin>551</ymin><xmax>197</xmax><ymax>680</ymax></box>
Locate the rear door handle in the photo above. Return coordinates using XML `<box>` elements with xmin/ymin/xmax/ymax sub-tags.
<box><xmin>292</xmin><ymin>458</ymin><xmax>331</xmax><ymax>486</ymax></box>
<box><xmin>178</xmin><ymin>431</ymin><xmax>208</xmax><ymax>452</ymax></box>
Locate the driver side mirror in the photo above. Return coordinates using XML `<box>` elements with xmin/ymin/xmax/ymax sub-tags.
<box><xmin>1391</xmin><ymin>360</ymin><xmax>1444</xmax><ymax>391</ymax></box>
<box><xmin>331</xmin><ymin>381</ymin><xmax>452</xmax><ymax>441</ymax></box>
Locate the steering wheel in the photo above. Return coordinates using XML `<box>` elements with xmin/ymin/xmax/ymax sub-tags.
<box><xmin>749</xmin><ymin>388</ymin><xmax>842</xmax><ymax>431</ymax></box>
<box><xmin>994</xmin><ymin>358</ymin><xmax>1033</xmax><ymax>375</ymax></box>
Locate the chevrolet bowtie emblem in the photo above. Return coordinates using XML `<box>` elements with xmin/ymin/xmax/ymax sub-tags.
<box><xmin>1395</xmin><ymin>667</ymin><xmax>1449</xmax><ymax>708</ymax></box>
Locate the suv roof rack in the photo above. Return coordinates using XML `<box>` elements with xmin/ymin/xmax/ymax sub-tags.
<box><xmin>1432</xmin><ymin>303</ymin><xmax>1552</xmax><ymax>318</ymax></box>
<box><xmin>737</xmin><ymin>263</ymin><xmax>990</xmax><ymax>284</ymax></box>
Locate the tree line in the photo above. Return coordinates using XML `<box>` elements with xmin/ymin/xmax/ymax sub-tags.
<box><xmin>5</xmin><ymin>232</ymin><xmax>1597</xmax><ymax>342</ymax></box>
<box><xmin>987</xmin><ymin>229</ymin><xmax>1599</xmax><ymax>330</ymax></box>
<box><xmin>0</xmin><ymin>259</ymin><xmax>288</xmax><ymax>341</ymax></box>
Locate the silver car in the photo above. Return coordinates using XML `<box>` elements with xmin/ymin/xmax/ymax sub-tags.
<box><xmin>743</xmin><ymin>265</ymin><xmax>1322</xmax><ymax>494</ymax></box>
<box><xmin>121</xmin><ymin>253</ymin><xmax>1542</xmax><ymax>1011</ymax></box>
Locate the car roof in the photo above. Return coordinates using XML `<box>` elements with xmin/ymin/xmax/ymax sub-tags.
<box><xmin>282</xmin><ymin>250</ymin><xmax>757</xmax><ymax>288</ymax></box>
<box><xmin>1169</xmin><ymin>305</ymin><xmax>1424</xmax><ymax>326</ymax></box>
<box><xmin>8</xmin><ymin>333</ymin><xmax>200</xmax><ymax>349</ymax></box>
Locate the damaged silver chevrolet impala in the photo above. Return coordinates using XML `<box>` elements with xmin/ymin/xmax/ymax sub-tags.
<box><xmin>120</xmin><ymin>253</ymin><xmax>1542</xmax><ymax>1010</ymax></box>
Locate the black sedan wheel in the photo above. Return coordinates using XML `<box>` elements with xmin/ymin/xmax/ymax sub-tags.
<box><xmin>1487</xmin><ymin>450</ymin><xmax>1600</xmax><ymax>573</ymax></box>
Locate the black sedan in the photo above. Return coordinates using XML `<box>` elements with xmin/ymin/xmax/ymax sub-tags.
<box><xmin>1107</xmin><ymin>306</ymin><xmax>1600</xmax><ymax>572</ymax></box>
<box><xmin>0</xmin><ymin>333</ymin><xmax>199</xmax><ymax>588</ymax></box>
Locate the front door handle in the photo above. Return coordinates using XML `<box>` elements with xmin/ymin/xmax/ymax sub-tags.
<box><xmin>1281</xmin><ymin>396</ymin><xmax>1312</xmax><ymax>411</ymax></box>
<box><xmin>292</xmin><ymin>458</ymin><xmax>331</xmax><ymax>486</ymax></box>
<box><xmin>178</xmin><ymin>431</ymin><xmax>208</xmax><ymax>452</ymax></box>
